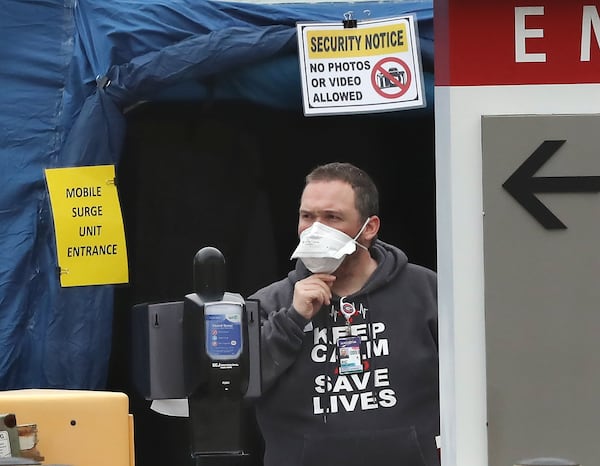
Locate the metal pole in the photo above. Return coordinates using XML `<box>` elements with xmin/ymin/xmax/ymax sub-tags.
<box><xmin>515</xmin><ymin>458</ymin><xmax>579</xmax><ymax>466</ymax></box>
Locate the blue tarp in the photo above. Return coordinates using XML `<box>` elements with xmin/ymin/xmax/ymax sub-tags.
<box><xmin>0</xmin><ymin>0</ymin><xmax>433</xmax><ymax>389</ymax></box>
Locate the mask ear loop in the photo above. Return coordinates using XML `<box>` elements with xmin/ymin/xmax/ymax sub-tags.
<box><xmin>353</xmin><ymin>217</ymin><xmax>371</xmax><ymax>251</ymax></box>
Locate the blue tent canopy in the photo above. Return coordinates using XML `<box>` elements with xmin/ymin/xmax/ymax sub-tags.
<box><xmin>0</xmin><ymin>0</ymin><xmax>433</xmax><ymax>389</ymax></box>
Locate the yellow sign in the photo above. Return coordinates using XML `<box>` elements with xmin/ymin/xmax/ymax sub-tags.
<box><xmin>306</xmin><ymin>23</ymin><xmax>409</xmax><ymax>59</ymax></box>
<box><xmin>45</xmin><ymin>165</ymin><xmax>129</xmax><ymax>287</ymax></box>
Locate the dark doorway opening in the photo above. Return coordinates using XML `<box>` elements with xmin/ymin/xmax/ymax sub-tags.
<box><xmin>109</xmin><ymin>100</ymin><xmax>436</xmax><ymax>466</ymax></box>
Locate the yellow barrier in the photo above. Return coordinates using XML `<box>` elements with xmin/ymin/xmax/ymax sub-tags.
<box><xmin>0</xmin><ymin>389</ymin><xmax>134</xmax><ymax>466</ymax></box>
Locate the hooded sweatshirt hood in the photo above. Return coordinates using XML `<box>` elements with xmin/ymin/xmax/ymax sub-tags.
<box><xmin>288</xmin><ymin>239</ymin><xmax>409</xmax><ymax>292</ymax></box>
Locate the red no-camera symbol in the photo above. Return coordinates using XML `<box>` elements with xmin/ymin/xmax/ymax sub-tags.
<box><xmin>371</xmin><ymin>57</ymin><xmax>412</xmax><ymax>99</ymax></box>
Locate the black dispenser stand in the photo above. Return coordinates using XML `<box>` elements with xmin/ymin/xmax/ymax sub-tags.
<box><xmin>183</xmin><ymin>247</ymin><xmax>262</xmax><ymax>463</ymax></box>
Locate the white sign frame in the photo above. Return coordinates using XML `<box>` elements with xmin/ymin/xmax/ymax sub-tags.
<box><xmin>296</xmin><ymin>15</ymin><xmax>426</xmax><ymax>116</ymax></box>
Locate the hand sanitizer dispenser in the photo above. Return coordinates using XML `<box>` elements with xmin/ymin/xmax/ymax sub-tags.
<box><xmin>182</xmin><ymin>247</ymin><xmax>261</xmax><ymax>458</ymax></box>
<box><xmin>131</xmin><ymin>246</ymin><xmax>261</xmax><ymax>461</ymax></box>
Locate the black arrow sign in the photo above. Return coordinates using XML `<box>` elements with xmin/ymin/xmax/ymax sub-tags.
<box><xmin>502</xmin><ymin>139</ymin><xmax>600</xmax><ymax>229</ymax></box>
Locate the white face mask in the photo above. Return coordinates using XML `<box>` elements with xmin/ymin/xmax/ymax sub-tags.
<box><xmin>290</xmin><ymin>218</ymin><xmax>370</xmax><ymax>274</ymax></box>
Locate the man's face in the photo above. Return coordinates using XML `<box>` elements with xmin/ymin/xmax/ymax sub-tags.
<box><xmin>298</xmin><ymin>180</ymin><xmax>362</xmax><ymax>238</ymax></box>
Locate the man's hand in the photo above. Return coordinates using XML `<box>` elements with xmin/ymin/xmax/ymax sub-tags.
<box><xmin>292</xmin><ymin>274</ymin><xmax>336</xmax><ymax>320</ymax></box>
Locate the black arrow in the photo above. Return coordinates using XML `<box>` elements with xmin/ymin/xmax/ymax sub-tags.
<box><xmin>502</xmin><ymin>139</ymin><xmax>600</xmax><ymax>229</ymax></box>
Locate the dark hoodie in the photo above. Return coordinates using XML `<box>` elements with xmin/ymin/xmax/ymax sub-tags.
<box><xmin>249</xmin><ymin>240</ymin><xmax>439</xmax><ymax>466</ymax></box>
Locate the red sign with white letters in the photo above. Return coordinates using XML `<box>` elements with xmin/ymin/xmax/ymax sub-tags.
<box><xmin>435</xmin><ymin>0</ymin><xmax>600</xmax><ymax>86</ymax></box>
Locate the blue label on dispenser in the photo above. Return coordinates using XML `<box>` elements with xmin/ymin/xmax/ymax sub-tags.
<box><xmin>205</xmin><ymin>302</ymin><xmax>243</xmax><ymax>360</ymax></box>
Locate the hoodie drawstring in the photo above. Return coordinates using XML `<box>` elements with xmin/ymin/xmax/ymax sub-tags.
<box><xmin>322</xmin><ymin>303</ymin><xmax>335</xmax><ymax>423</ymax></box>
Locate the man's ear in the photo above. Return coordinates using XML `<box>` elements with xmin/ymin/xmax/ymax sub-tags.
<box><xmin>364</xmin><ymin>215</ymin><xmax>380</xmax><ymax>241</ymax></box>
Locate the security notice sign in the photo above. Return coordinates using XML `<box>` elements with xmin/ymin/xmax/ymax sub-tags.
<box><xmin>297</xmin><ymin>15</ymin><xmax>425</xmax><ymax>116</ymax></box>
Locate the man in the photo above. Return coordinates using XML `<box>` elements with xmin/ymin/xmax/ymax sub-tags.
<box><xmin>249</xmin><ymin>162</ymin><xmax>439</xmax><ymax>466</ymax></box>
